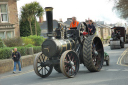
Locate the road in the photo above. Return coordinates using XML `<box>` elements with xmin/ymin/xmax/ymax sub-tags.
<box><xmin>0</xmin><ymin>44</ymin><xmax>128</xmax><ymax>85</ymax></box>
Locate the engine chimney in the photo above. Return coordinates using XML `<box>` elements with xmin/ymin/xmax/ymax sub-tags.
<box><xmin>45</xmin><ymin>7</ymin><xmax>55</xmax><ymax>39</ymax></box>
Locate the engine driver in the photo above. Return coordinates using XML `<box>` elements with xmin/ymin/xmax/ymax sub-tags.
<box><xmin>69</xmin><ymin>17</ymin><xmax>79</xmax><ymax>30</ymax></box>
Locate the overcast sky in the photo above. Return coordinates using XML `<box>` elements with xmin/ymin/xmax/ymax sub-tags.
<box><xmin>17</xmin><ymin>0</ymin><xmax>126</xmax><ymax>24</ymax></box>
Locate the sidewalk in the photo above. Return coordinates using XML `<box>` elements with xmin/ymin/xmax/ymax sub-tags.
<box><xmin>0</xmin><ymin>65</ymin><xmax>34</xmax><ymax>79</ymax></box>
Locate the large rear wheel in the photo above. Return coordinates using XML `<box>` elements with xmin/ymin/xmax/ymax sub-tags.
<box><xmin>83</xmin><ymin>35</ymin><xmax>104</xmax><ymax>72</ymax></box>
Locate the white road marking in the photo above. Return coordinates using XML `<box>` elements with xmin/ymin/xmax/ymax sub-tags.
<box><xmin>122</xmin><ymin>69</ymin><xmax>128</xmax><ymax>71</ymax></box>
<box><xmin>106</xmin><ymin>69</ymin><xmax>120</xmax><ymax>71</ymax></box>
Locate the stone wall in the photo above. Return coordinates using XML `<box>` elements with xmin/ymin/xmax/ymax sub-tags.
<box><xmin>0</xmin><ymin>53</ymin><xmax>38</xmax><ymax>74</ymax></box>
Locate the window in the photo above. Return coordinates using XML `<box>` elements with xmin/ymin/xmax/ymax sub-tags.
<box><xmin>0</xmin><ymin>4</ymin><xmax>8</xmax><ymax>22</ymax></box>
<box><xmin>6</xmin><ymin>31</ymin><xmax>14</xmax><ymax>38</ymax></box>
<box><xmin>0</xmin><ymin>32</ymin><xmax>5</xmax><ymax>39</ymax></box>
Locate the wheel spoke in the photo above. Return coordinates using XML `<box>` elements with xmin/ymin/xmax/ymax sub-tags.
<box><xmin>71</xmin><ymin>67</ymin><xmax>75</xmax><ymax>72</ymax></box>
<box><xmin>42</xmin><ymin>67</ymin><xmax>43</xmax><ymax>76</ymax></box>
<box><xmin>68</xmin><ymin>55</ymin><xmax>71</xmax><ymax>61</ymax></box>
<box><xmin>45</xmin><ymin>67</ymin><xmax>49</xmax><ymax>72</ymax></box>
<box><xmin>72</xmin><ymin>56</ymin><xmax>74</xmax><ymax>61</ymax></box>
<box><xmin>38</xmin><ymin>67</ymin><xmax>42</xmax><ymax>72</ymax></box>
<box><xmin>38</xmin><ymin>65</ymin><xmax>41</xmax><ymax>68</ymax></box>
<box><xmin>38</xmin><ymin>56</ymin><xmax>42</xmax><ymax>62</ymax></box>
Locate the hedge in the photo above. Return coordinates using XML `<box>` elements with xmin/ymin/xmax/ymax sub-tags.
<box><xmin>3</xmin><ymin>37</ymin><xmax>23</xmax><ymax>47</ymax></box>
<box><xmin>0</xmin><ymin>38</ymin><xmax>6</xmax><ymax>48</ymax></box>
<box><xmin>0</xmin><ymin>46</ymin><xmax>41</xmax><ymax>59</ymax></box>
<box><xmin>28</xmin><ymin>35</ymin><xmax>45</xmax><ymax>46</ymax></box>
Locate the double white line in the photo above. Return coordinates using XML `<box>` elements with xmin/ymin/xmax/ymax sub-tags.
<box><xmin>117</xmin><ymin>48</ymin><xmax>128</xmax><ymax>66</ymax></box>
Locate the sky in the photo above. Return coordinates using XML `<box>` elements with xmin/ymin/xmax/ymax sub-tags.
<box><xmin>17</xmin><ymin>0</ymin><xmax>126</xmax><ymax>24</ymax></box>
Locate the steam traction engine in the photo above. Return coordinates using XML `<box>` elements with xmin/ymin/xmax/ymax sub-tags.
<box><xmin>33</xmin><ymin>7</ymin><xmax>104</xmax><ymax>78</ymax></box>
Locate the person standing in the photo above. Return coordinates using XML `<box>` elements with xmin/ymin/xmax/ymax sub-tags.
<box><xmin>69</xmin><ymin>17</ymin><xmax>79</xmax><ymax>29</ymax></box>
<box><xmin>12</xmin><ymin>48</ymin><xmax>21</xmax><ymax>73</ymax></box>
<box><xmin>88</xmin><ymin>20</ymin><xmax>96</xmax><ymax>35</ymax></box>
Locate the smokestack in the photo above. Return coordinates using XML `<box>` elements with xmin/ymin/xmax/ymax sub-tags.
<box><xmin>45</xmin><ymin>7</ymin><xmax>53</xmax><ymax>34</ymax></box>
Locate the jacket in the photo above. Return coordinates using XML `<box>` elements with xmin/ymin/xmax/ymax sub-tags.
<box><xmin>12</xmin><ymin>51</ymin><xmax>21</xmax><ymax>61</ymax></box>
<box><xmin>88</xmin><ymin>24</ymin><xmax>96</xmax><ymax>34</ymax></box>
<box><xmin>70</xmin><ymin>21</ymin><xmax>79</xmax><ymax>29</ymax></box>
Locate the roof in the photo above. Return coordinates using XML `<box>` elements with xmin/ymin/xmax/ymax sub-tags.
<box><xmin>40</xmin><ymin>20</ymin><xmax>58</xmax><ymax>30</ymax></box>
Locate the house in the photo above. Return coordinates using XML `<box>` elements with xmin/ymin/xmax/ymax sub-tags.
<box><xmin>64</xmin><ymin>18</ymin><xmax>72</xmax><ymax>28</ymax></box>
<box><xmin>95</xmin><ymin>21</ymin><xmax>112</xmax><ymax>39</ymax></box>
<box><xmin>39</xmin><ymin>20</ymin><xmax>59</xmax><ymax>37</ymax></box>
<box><xmin>39</xmin><ymin>17</ymin><xmax>70</xmax><ymax>37</ymax></box>
<box><xmin>0</xmin><ymin>0</ymin><xmax>20</xmax><ymax>39</ymax></box>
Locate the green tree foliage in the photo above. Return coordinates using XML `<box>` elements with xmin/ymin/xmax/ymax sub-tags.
<box><xmin>113</xmin><ymin>0</ymin><xmax>128</xmax><ymax>19</ymax></box>
<box><xmin>21</xmin><ymin>4</ymin><xmax>33</xmax><ymax>35</ymax></box>
<box><xmin>20</xmin><ymin>18</ymin><xmax>41</xmax><ymax>37</ymax></box>
<box><xmin>28</xmin><ymin>35</ymin><xmax>45</xmax><ymax>46</ymax></box>
<box><xmin>0</xmin><ymin>38</ymin><xmax>6</xmax><ymax>48</ymax></box>
<box><xmin>0</xmin><ymin>46</ymin><xmax>41</xmax><ymax>59</ymax></box>
<box><xmin>20</xmin><ymin>1</ymin><xmax>44</xmax><ymax>36</ymax></box>
<box><xmin>30</xmin><ymin>2</ymin><xmax>44</xmax><ymax>35</ymax></box>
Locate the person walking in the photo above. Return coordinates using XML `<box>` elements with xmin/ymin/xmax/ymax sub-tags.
<box><xmin>12</xmin><ymin>48</ymin><xmax>21</xmax><ymax>73</ymax></box>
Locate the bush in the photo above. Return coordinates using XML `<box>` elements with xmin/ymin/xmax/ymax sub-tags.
<box><xmin>3</xmin><ymin>37</ymin><xmax>23</xmax><ymax>47</ymax></box>
<box><xmin>107</xmin><ymin>36</ymin><xmax>111</xmax><ymax>40</ymax></box>
<box><xmin>22</xmin><ymin>37</ymin><xmax>35</xmax><ymax>46</ymax></box>
<box><xmin>33</xmin><ymin>46</ymin><xmax>41</xmax><ymax>54</ymax></box>
<box><xmin>0</xmin><ymin>48</ymin><xmax>12</xmax><ymax>59</ymax></box>
<box><xmin>25</xmin><ymin>44</ymin><xmax>34</xmax><ymax>47</ymax></box>
<box><xmin>0</xmin><ymin>46</ymin><xmax>41</xmax><ymax>59</ymax></box>
<box><xmin>100</xmin><ymin>37</ymin><xmax>103</xmax><ymax>42</ymax></box>
<box><xmin>28</xmin><ymin>35</ymin><xmax>45</xmax><ymax>46</ymax></box>
<box><xmin>0</xmin><ymin>38</ymin><xmax>6</xmax><ymax>48</ymax></box>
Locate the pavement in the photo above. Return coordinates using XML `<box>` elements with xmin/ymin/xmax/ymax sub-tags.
<box><xmin>0</xmin><ymin>44</ymin><xmax>128</xmax><ymax>85</ymax></box>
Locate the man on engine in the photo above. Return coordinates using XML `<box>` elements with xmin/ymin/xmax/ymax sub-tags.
<box><xmin>88</xmin><ymin>20</ymin><xmax>96</xmax><ymax>35</ymax></box>
<box><xmin>69</xmin><ymin>17</ymin><xmax>79</xmax><ymax>30</ymax></box>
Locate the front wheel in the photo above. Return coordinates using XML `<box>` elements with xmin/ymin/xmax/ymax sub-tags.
<box><xmin>33</xmin><ymin>53</ymin><xmax>53</xmax><ymax>78</ymax></box>
<box><xmin>60</xmin><ymin>50</ymin><xmax>79</xmax><ymax>78</ymax></box>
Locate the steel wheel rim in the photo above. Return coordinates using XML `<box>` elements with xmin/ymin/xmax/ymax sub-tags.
<box><xmin>92</xmin><ymin>42</ymin><xmax>102</xmax><ymax>70</ymax></box>
<box><xmin>34</xmin><ymin>53</ymin><xmax>53</xmax><ymax>78</ymax></box>
<box><xmin>60</xmin><ymin>50</ymin><xmax>79</xmax><ymax>78</ymax></box>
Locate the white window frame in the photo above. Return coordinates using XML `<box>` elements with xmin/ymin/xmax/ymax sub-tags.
<box><xmin>0</xmin><ymin>3</ymin><xmax>8</xmax><ymax>23</ymax></box>
<box><xmin>6</xmin><ymin>31</ymin><xmax>14</xmax><ymax>38</ymax></box>
<box><xmin>0</xmin><ymin>29</ymin><xmax>14</xmax><ymax>39</ymax></box>
<box><xmin>0</xmin><ymin>31</ymin><xmax>5</xmax><ymax>39</ymax></box>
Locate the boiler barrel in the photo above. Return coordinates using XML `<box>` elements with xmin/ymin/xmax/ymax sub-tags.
<box><xmin>42</xmin><ymin>39</ymin><xmax>75</xmax><ymax>57</ymax></box>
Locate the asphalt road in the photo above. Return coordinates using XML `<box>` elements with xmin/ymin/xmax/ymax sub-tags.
<box><xmin>0</xmin><ymin>44</ymin><xmax>128</xmax><ymax>85</ymax></box>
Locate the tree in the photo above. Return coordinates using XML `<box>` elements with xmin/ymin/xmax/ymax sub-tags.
<box><xmin>28</xmin><ymin>2</ymin><xmax>44</xmax><ymax>35</ymax></box>
<box><xmin>21</xmin><ymin>4</ymin><xmax>33</xmax><ymax>35</ymax></box>
<box><xmin>113</xmin><ymin>0</ymin><xmax>128</xmax><ymax>20</ymax></box>
<box><xmin>20</xmin><ymin>18</ymin><xmax>41</xmax><ymax>37</ymax></box>
<box><xmin>20</xmin><ymin>1</ymin><xmax>43</xmax><ymax>36</ymax></box>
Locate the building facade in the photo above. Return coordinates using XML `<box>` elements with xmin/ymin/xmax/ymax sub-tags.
<box><xmin>0</xmin><ymin>0</ymin><xmax>19</xmax><ymax>39</ymax></box>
